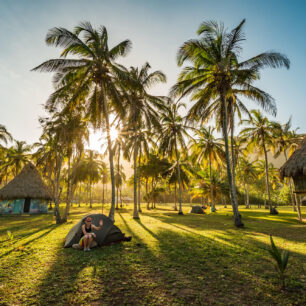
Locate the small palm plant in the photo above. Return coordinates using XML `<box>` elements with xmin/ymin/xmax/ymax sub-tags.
<box><xmin>268</xmin><ymin>235</ymin><xmax>289</xmax><ymax>289</ymax></box>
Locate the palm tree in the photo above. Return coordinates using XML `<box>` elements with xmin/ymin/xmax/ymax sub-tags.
<box><xmin>33</xmin><ymin>22</ymin><xmax>132</xmax><ymax>222</ymax></box>
<box><xmin>100</xmin><ymin>162</ymin><xmax>109</xmax><ymax>212</ymax></box>
<box><xmin>171</xmin><ymin>19</ymin><xmax>289</xmax><ymax>226</ymax></box>
<box><xmin>237</xmin><ymin>157</ymin><xmax>259</xmax><ymax>207</ymax></box>
<box><xmin>0</xmin><ymin>125</ymin><xmax>13</xmax><ymax>146</ymax></box>
<box><xmin>241</xmin><ymin>110</ymin><xmax>278</xmax><ymax>213</ymax></box>
<box><xmin>121</xmin><ymin>63</ymin><xmax>166</xmax><ymax>219</ymax></box>
<box><xmin>192</xmin><ymin>169</ymin><xmax>229</xmax><ymax>206</ymax></box>
<box><xmin>115</xmin><ymin>165</ymin><xmax>126</xmax><ymax>209</ymax></box>
<box><xmin>159</xmin><ymin>101</ymin><xmax>191</xmax><ymax>215</ymax></box>
<box><xmin>190</xmin><ymin>127</ymin><xmax>225</xmax><ymax>211</ymax></box>
<box><xmin>164</xmin><ymin>158</ymin><xmax>194</xmax><ymax>210</ymax></box>
<box><xmin>272</xmin><ymin>118</ymin><xmax>303</xmax><ymax>211</ymax></box>
<box><xmin>6</xmin><ymin>141</ymin><xmax>31</xmax><ymax>177</ymax></box>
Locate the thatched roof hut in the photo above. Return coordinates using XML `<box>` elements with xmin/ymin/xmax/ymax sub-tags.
<box><xmin>0</xmin><ymin>162</ymin><xmax>52</xmax><ymax>200</ymax></box>
<box><xmin>280</xmin><ymin>137</ymin><xmax>306</xmax><ymax>194</ymax></box>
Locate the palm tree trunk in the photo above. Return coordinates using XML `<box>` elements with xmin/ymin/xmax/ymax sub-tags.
<box><xmin>116</xmin><ymin>144</ymin><xmax>121</xmax><ymax>210</ymax></box>
<box><xmin>246</xmin><ymin>184</ymin><xmax>249</xmax><ymax>208</ymax></box>
<box><xmin>138</xmin><ymin>146</ymin><xmax>142</xmax><ymax>212</ymax></box>
<box><xmin>175</xmin><ymin>140</ymin><xmax>183</xmax><ymax>215</ymax></box>
<box><xmin>146</xmin><ymin>178</ymin><xmax>149</xmax><ymax>210</ymax></box>
<box><xmin>133</xmin><ymin>133</ymin><xmax>139</xmax><ymax>219</ymax></box>
<box><xmin>262</xmin><ymin>140</ymin><xmax>273</xmax><ymax>213</ymax></box>
<box><xmin>230</xmin><ymin>112</ymin><xmax>238</xmax><ymax>205</ymax></box>
<box><xmin>283</xmin><ymin>151</ymin><xmax>297</xmax><ymax>211</ymax></box>
<box><xmin>63</xmin><ymin>155</ymin><xmax>71</xmax><ymax>220</ymax></box>
<box><xmin>297</xmin><ymin>195</ymin><xmax>303</xmax><ymax>221</ymax></box>
<box><xmin>120</xmin><ymin>187</ymin><xmax>123</xmax><ymax>208</ymax></box>
<box><xmin>209</xmin><ymin>155</ymin><xmax>215</xmax><ymax>212</ymax></box>
<box><xmin>220</xmin><ymin>88</ymin><xmax>243</xmax><ymax>227</ymax></box>
<box><xmin>102</xmin><ymin>182</ymin><xmax>105</xmax><ymax>212</ymax></box>
<box><xmin>89</xmin><ymin>179</ymin><xmax>92</xmax><ymax>208</ymax></box>
<box><xmin>104</xmin><ymin>119</ymin><xmax>116</xmax><ymax>222</ymax></box>
<box><xmin>54</xmin><ymin>155</ymin><xmax>64</xmax><ymax>224</ymax></box>
<box><xmin>174</xmin><ymin>183</ymin><xmax>177</xmax><ymax>211</ymax></box>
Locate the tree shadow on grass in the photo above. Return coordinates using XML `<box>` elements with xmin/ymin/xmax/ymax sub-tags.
<box><xmin>0</xmin><ymin>224</ymin><xmax>57</xmax><ymax>259</ymax></box>
<box><xmin>14</xmin><ymin>211</ymin><xmax>304</xmax><ymax>305</ymax></box>
<box><xmin>34</xmin><ymin>214</ymin><xmax>173</xmax><ymax>305</ymax></box>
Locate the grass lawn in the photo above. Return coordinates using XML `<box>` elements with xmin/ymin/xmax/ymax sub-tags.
<box><xmin>0</xmin><ymin>204</ymin><xmax>305</xmax><ymax>305</ymax></box>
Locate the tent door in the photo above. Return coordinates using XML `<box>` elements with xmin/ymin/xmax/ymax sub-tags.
<box><xmin>24</xmin><ymin>198</ymin><xmax>31</xmax><ymax>213</ymax></box>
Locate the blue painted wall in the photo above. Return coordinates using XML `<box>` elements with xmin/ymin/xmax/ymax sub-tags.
<box><xmin>0</xmin><ymin>199</ymin><xmax>48</xmax><ymax>214</ymax></box>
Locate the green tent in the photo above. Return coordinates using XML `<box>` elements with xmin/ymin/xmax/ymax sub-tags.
<box><xmin>64</xmin><ymin>213</ymin><xmax>131</xmax><ymax>248</ymax></box>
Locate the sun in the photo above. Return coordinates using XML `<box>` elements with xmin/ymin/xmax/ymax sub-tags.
<box><xmin>110</xmin><ymin>126</ymin><xmax>118</xmax><ymax>141</ymax></box>
<box><xmin>86</xmin><ymin>127</ymin><xmax>118</xmax><ymax>152</ymax></box>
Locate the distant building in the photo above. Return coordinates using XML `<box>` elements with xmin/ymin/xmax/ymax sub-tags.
<box><xmin>0</xmin><ymin>162</ymin><xmax>52</xmax><ymax>214</ymax></box>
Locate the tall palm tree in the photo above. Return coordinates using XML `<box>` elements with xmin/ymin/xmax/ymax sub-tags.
<box><xmin>190</xmin><ymin>127</ymin><xmax>225</xmax><ymax>211</ymax></box>
<box><xmin>121</xmin><ymin>63</ymin><xmax>166</xmax><ymax>219</ymax></box>
<box><xmin>171</xmin><ymin>19</ymin><xmax>289</xmax><ymax>226</ymax></box>
<box><xmin>32</xmin><ymin>22</ymin><xmax>132</xmax><ymax>222</ymax></box>
<box><xmin>159</xmin><ymin>101</ymin><xmax>191</xmax><ymax>215</ymax></box>
<box><xmin>241</xmin><ymin>110</ymin><xmax>278</xmax><ymax>213</ymax></box>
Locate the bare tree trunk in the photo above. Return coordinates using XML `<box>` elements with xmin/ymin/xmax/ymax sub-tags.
<box><xmin>54</xmin><ymin>155</ymin><xmax>64</xmax><ymax>224</ymax></box>
<box><xmin>146</xmin><ymin>178</ymin><xmax>149</xmax><ymax>210</ymax></box>
<box><xmin>262</xmin><ymin>140</ymin><xmax>273</xmax><ymax>213</ymax></box>
<box><xmin>120</xmin><ymin>187</ymin><xmax>123</xmax><ymax>208</ymax></box>
<box><xmin>175</xmin><ymin>140</ymin><xmax>183</xmax><ymax>215</ymax></box>
<box><xmin>209</xmin><ymin>155</ymin><xmax>215</xmax><ymax>212</ymax></box>
<box><xmin>297</xmin><ymin>195</ymin><xmax>303</xmax><ymax>221</ymax></box>
<box><xmin>133</xmin><ymin>132</ymin><xmax>139</xmax><ymax>219</ymax></box>
<box><xmin>220</xmin><ymin>88</ymin><xmax>243</xmax><ymax>227</ymax></box>
<box><xmin>101</xmin><ymin>85</ymin><xmax>116</xmax><ymax>222</ymax></box>
<box><xmin>102</xmin><ymin>182</ymin><xmax>105</xmax><ymax>211</ymax></box>
<box><xmin>89</xmin><ymin>179</ymin><xmax>92</xmax><ymax>208</ymax></box>
<box><xmin>230</xmin><ymin>107</ymin><xmax>238</xmax><ymax>209</ymax></box>
<box><xmin>283</xmin><ymin>151</ymin><xmax>297</xmax><ymax>211</ymax></box>
<box><xmin>174</xmin><ymin>183</ymin><xmax>178</xmax><ymax>211</ymax></box>
<box><xmin>138</xmin><ymin>146</ymin><xmax>142</xmax><ymax>212</ymax></box>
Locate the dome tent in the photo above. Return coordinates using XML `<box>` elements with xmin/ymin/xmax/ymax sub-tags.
<box><xmin>64</xmin><ymin>213</ymin><xmax>131</xmax><ymax>248</ymax></box>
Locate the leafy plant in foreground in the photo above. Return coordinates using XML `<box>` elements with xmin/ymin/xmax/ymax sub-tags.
<box><xmin>268</xmin><ymin>235</ymin><xmax>289</xmax><ymax>289</ymax></box>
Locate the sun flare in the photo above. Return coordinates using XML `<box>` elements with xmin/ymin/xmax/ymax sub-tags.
<box><xmin>87</xmin><ymin>127</ymin><xmax>118</xmax><ymax>152</ymax></box>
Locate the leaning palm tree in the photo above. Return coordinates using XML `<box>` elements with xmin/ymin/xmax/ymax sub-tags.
<box><xmin>171</xmin><ymin>19</ymin><xmax>289</xmax><ymax>226</ymax></box>
<box><xmin>158</xmin><ymin>101</ymin><xmax>191</xmax><ymax>215</ymax></box>
<box><xmin>241</xmin><ymin>110</ymin><xmax>278</xmax><ymax>213</ymax></box>
<box><xmin>190</xmin><ymin>127</ymin><xmax>225</xmax><ymax>211</ymax></box>
<box><xmin>32</xmin><ymin>22</ymin><xmax>132</xmax><ymax>222</ymax></box>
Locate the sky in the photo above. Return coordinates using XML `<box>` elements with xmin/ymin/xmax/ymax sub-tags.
<box><xmin>0</xmin><ymin>0</ymin><xmax>305</xmax><ymax>151</ymax></box>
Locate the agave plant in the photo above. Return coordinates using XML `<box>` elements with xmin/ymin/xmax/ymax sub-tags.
<box><xmin>268</xmin><ymin>235</ymin><xmax>290</xmax><ymax>289</ymax></box>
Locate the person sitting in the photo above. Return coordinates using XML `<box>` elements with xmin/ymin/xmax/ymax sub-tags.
<box><xmin>80</xmin><ymin>217</ymin><xmax>103</xmax><ymax>251</ymax></box>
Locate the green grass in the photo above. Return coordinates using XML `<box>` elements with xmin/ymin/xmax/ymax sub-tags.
<box><xmin>0</xmin><ymin>204</ymin><xmax>305</xmax><ymax>305</ymax></box>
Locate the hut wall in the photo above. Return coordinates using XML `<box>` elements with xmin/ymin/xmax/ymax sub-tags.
<box><xmin>29</xmin><ymin>199</ymin><xmax>48</xmax><ymax>213</ymax></box>
<box><xmin>0</xmin><ymin>199</ymin><xmax>48</xmax><ymax>214</ymax></box>
<box><xmin>0</xmin><ymin>199</ymin><xmax>24</xmax><ymax>214</ymax></box>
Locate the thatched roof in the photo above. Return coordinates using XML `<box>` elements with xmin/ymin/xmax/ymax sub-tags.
<box><xmin>280</xmin><ymin>137</ymin><xmax>306</xmax><ymax>179</ymax></box>
<box><xmin>0</xmin><ymin>162</ymin><xmax>52</xmax><ymax>200</ymax></box>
